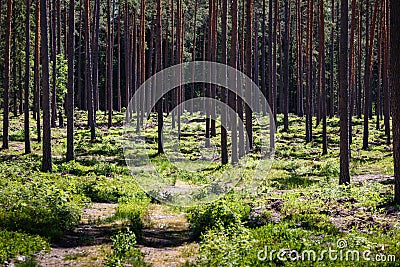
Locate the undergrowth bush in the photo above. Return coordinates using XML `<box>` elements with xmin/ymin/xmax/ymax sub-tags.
<box><xmin>0</xmin><ymin>229</ymin><xmax>49</xmax><ymax>263</ymax></box>
<box><xmin>104</xmin><ymin>228</ymin><xmax>148</xmax><ymax>267</ymax></box>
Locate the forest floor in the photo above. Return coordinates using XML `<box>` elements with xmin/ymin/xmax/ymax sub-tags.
<box><xmin>34</xmin><ymin>203</ymin><xmax>197</xmax><ymax>267</ymax></box>
<box><xmin>1</xmin><ymin>112</ymin><xmax>399</xmax><ymax>266</ymax></box>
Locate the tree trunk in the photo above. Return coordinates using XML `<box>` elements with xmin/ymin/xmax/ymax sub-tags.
<box><xmin>107</xmin><ymin>0</ymin><xmax>113</xmax><ymax>127</ymax></box>
<box><xmin>66</xmin><ymin>0</ymin><xmax>75</xmax><ymax>161</ymax></box>
<box><xmin>383</xmin><ymin>0</ymin><xmax>390</xmax><ymax>144</ymax></box>
<box><xmin>362</xmin><ymin>0</ymin><xmax>380</xmax><ymax>150</ymax></box>
<box><xmin>330</xmin><ymin>0</ymin><xmax>335</xmax><ymax>118</ymax></box>
<box><xmin>35</xmin><ymin>0</ymin><xmax>41</xmax><ymax>142</ymax></box>
<box><xmin>85</xmin><ymin>0</ymin><xmax>95</xmax><ymax>140</ymax></box>
<box><xmin>117</xmin><ymin>5</ymin><xmax>122</xmax><ymax>112</ymax></box>
<box><xmin>156</xmin><ymin>0</ymin><xmax>163</xmax><ymax>154</ymax></box>
<box><xmin>339</xmin><ymin>0</ymin><xmax>350</xmax><ymax>185</ymax></box>
<box><xmin>41</xmin><ymin>0</ymin><xmax>53</xmax><ymax>172</ymax></box>
<box><xmin>296</xmin><ymin>0</ymin><xmax>303</xmax><ymax>116</ymax></box>
<box><xmin>305</xmin><ymin>0</ymin><xmax>313</xmax><ymax>143</ymax></box>
<box><xmin>2</xmin><ymin>0</ymin><xmax>12</xmax><ymax>150</ymax></box>
<box><xmin>92</xmin><ymin>0</ymin><xmax>100</xmax><ymax>112</ymax></box>
<box><xmin>245</xmin><ymin>0</ymin><xmax>253</xmax><ymax>151</ymax></box>
<box><xmin>51</xmin><ymin>0</ymin><xmax>58</xmax><ymax>128</ymax></box>
<box><xmin>229</xmin><ymin>0</ymin><xmax>238</xmax><ymax>163</ymax></box>
<box><xmin>24</xmin><ymin>0</ymin><xmax>31</xmax><ymax>154</ymax></box>
<box><xmin>390</xmin><ymin>0</ymin><xmax>400</xmax><ymax>204</ymax></box>
<box><xmin>283</xmin><ymin>0</ymin><xmax>290</xmax><ymax>131</ymax></box>
<box><xmin>319</xmin><ymin>0</ymin><xmax>327</xmax><ymax>154</ymax></box>
<box><xmin>221</xmin><ymin>0</ymin><xmax>228</xmax><ymax>164</ymax></box>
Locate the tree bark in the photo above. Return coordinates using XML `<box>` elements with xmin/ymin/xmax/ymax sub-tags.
<box><xmin>319</xmin><ymin>0</ymin><xmax>327</xmax><ymax>154</ymax></box>
<box><xmin>2</xmin><ymin>0</ymin><xmax>12</xmax><ymax>150</ymax></box>
<box><xmin>66</xmin><ymin>0</ymin><xmax>75</xmax><ymax>161</ymax></box>
<box><xmin>339</xmin><ymin>0</ymin><xmax>350</xmax><ymax>185</ymax></box>
<box><xmin>390</xmin><ymin>0</ymin><xmax>400</xmax><ymax>204</ymax></box>
<box><xmin>85</xmin><ymin>0</ymin><xmax>95</xmax><ymax>140</ymax></box>
<box><xmin>24</xmin><ymin>0</ymin><xmax>31</xmax><ymax>154</ymax></box>
<box><xmin>41</xmin><ymin>0</ymin><xmax>53</xmax><ymax>172</ymax></box>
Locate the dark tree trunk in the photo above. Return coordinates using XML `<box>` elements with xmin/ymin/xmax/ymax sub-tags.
<box><xmin>124</xmin><ymin>4</ymin><xmax>131</xmax><ymax>109</ymax></box>
<box><xmin>390</xmin><ymin>0</ymin><xmax>400</xmax><ymax>204</ymax></box>
<box><xmin>305</xmin><ymin>0</ymin><xmax>313</xmax><ymax>143</ymax></box>
<box><xmin>3</xmin><ymin>0</ymin><xmax>12</xmax><ymax>150</ymax></box>
<box><xmin>156</xmin><ymin>0</ymin><xmax>163</xmax><ymax>154</ymax></box>
<box><xmin>319</xmin><ymin>0</ymin><xmax>327</xmax><ymax>154</ymax></box>
<box><xmin>24</xmin><ymin>0</ymin><xmax>31</xmax><ymax>154</ymax></box>
<box><xmin>35</xmin><ymin>0</ymin><xmax>41</xmax><ymax>142</ymax></box>
<box><xmin>362</xmin><ymin>0</ymin><xmax>379</xmax><ymax>150</ymax></box>
<box><xmin>357</xmin><ymin>0</ymin><xmax>362</xmax><ymax>119</ymax></box>
<box><xmin>229</xmin><ymin>0</ymin><xmax>238</xmax><ymax>163</ymax></box>
<box><xmin>85</xmin><ymin>0</ymin><xmax>95</xmax><ymax>140</ymax></box>
<box><xmin>330</xmin><ymin>0</ymin><xmax>335</xmax><ymax>118</ymax></box>
<box><xmin>51</xmin><ymin>0</ymin><xmax>58</xmax><ymax>128</ymax></box>
<box><xmin>92</xmin><ymin>0</ymin><xmax>100</xmax><ymax>112</ymax></box>
<box><xmin>117</xmin><ymin>4</ymin><xmax>122</xmax><ymax>112</ymax></box>
<box><xmin>107</xmin><ymin>0</ymin><xmax>113</xmax><ymax>127</ymax></box>
<box><xmin>221</xmin><ymin>0</ymin><xmax>228</xmax><ymax>164</ymax></box>
<box><xmin>283</xmin><ymin>0</ymin><xmax>290</xmax><ymax>131</ymax></box>
<box><xmin>77</xmin><ymin>0</ymin><xmax>83</xmax><ymax>110</ymax></box>
<box><xmin>66</xmin><ymin>0</ymin><xmax>75</xmax><ymax>161</ymax></box>
<box><xmin>245</xmin><ymin>0</ymin><xmax>253</xmax><ymax>151</ymax></box>
<box><xmin>41</xmin><ymin>0</ymin><xmax>53</xmax><ymax>172</ymax></box>
<box><xmin>339</xmin><ymin>0</ymin><xmax>350</xmax><ymax>185</ymax></box>
<box><xmin>383</xmin><ymin>0</ymin><xmax>390</xmax><ymax>144</ymax></box>
<box><xmin>261</xmin><ymin>0</ymin><xmax>267</xmax><ymax>114</ymax></box>
<box><xmin>296</xmin><ymin>0</ymin><xmax>303</xmax><ymax>116</ymax></box>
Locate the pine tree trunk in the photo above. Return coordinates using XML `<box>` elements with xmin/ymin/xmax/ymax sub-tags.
<box><xmin>229</xmin><ymin>0</ymin><xmax>239</xmax><ymax>163</ymax></box>
<box><xmin>283</xmin><ymin>0</ymin><xmax>290</xmax><ymax>131</ymax></box>
<box><xmin>85</xmin><ymin>0</ymin><xmax>95</xmax><ymax>140</ymax></box>
<box><xmin>362</xmin><ymin>0</ymin><xmax>379</xmax><ymax>150</ymax></box>
<box><xmin>24</xmin><ymin>0</ymin><xmax>31</xmax><ymax>154</ymax></box>
<box><xmin>383</xmin><ymin>0</ymin><xmax>390</xmax><ymax>144</ymax></box>
<box><xmin>319</xmin><ymin>0</ymin><xmax>327</xmax><ymax>154</ymax></box>
<box><xmin>390</xmin><ymin>0</ymin><xmax>400</xmax><ymax>204</ymax></box>
<box><xmin>339</xmin><ymin>0</ymin><xmax>350</xmax><ymax>185</ymax></box>
<box><xmin>41</xmin><ymin>0</ymin><xmax>53</xmax><ymax>172</ymax></box>
<box><xmin>51</xmin><ymin>0</ymin><xmax>58</xmax><ymax>128</ymax></box>
<box><xmin>66</xmin><ymin>0</ymin><xmax>75</xmax><ymax>161</ymax></box>
<box><xmin>221</xmin><ymin>0</ymin><xmax>228</xmax><ymax>164</ymax></box>
<box><xmin>35</xmin><ymin>0</ymin><xmax>41</xmax><ymax>142</ymax></box>
<box><xmin>156</xmin><ymin>0</ymin><xmax>163</xmax><ymax>154</ymax></box>
<box><xmin>245</xmin><ymin>0</ymin><xmax>253</xmax><ymax>151</ymax></box>
<box><xmin>2</xmin><ymin>0</ymin><xmax>12</xmax><ymax>150</ymax></box>
<box><xmin>330</xmin><ymin>0</ymin><xmax>335</xmax><ymax>118</ymax></box>
<box><xmin>305</xmin><ymin>0</ymin><xmax>313</xmax><ymax>143</ymax></box>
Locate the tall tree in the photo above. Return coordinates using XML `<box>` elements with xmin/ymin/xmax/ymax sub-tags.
<box><xmin>229</xmin><ymin>0</ymin><xmax>239</xmax><ymax>164</ymax></box>
<box><xmin>362</xmin><ymin>0</ymin><xmax>379</xmax><ymax>149</ymax></box>
<box><xmin>85</xmin><ymin>0</ymin><xmax>95</xmax><ymax>140</ymax></box>
<box><xmin>221</xmin><ymin>0</ymin><xmax>228</xmax><ymax>164</ymax></box>
<box><xmin>66</xmin><ymin>0</ymin><xmax>75</xmax><ymax>161</ymax></box>
<box><xmin>391</xmin><ymin>0</ymin><xmax>400</xmax><ymax>204</ymax></box>
<box><xmin>41</xmin><ymin>0</ymin><xmax>52</xmax><ymax>172</ymax></box>
<box><xmin>319</xmin><ymin>0</ymin><xmax>327</xmax><ymax>154</ymax></box>
<box><xmin>34</xmin><ymin>0</ymin><xmax>41</xmax><ymax>142</ymax></box>
<box><xmin>24</xmin><ymin>0</ymin><xmax>31</xmax><ymax>154</ymax></box>
<box><xmin>156</xmin><ymin>0</ymin><xmax>163</xmax><ymax>154</ymax></box>
<box><xmin>329</xmin><ymin>0</ymin><xmax>335</xmax><ymax>118</ymax></box>
<box><xmin>117</xmin><ymin>3</ymin><xmax>122</xmax><ymax>112</ymax></box>
<box><xmin>107</xmin><ymin>0</ymin><xmax>113</xmax><ymax>127</ymax></box>
<box><xmin>283</xmin><ymin>0</ymin><xmax>290</xmax><ymax>131</ymax></box>
<box><xmin>339</xmin><ymin>0</ymin><xmax>350</xmax><ymax>184</ymax></box>
<box><xmin>92</xmin><ymin>0</ymin><xmax>100</xmax><ymax>112</ymax></box>
<box><xmin>245</xmin><ymin>0</ymin><xmax>253</xmax><ymax>150</ymax></box>
<box><xmin>51</xmin><ymin>0</ymin><xmax>58</xmax><ymax>127</ymax></box>
<box><xmin>383</xmin><ymin>0</ymin><xmax>390</xmax><ymax>144</ymax></box>
<box><xmin>296</xmin><ymin>0</ymin><xmax>303</xmax><ymax>116</ymax></box>
<box><xmin>305</xmin><ymin>0</ymin><xmax>313</xmax><ymax>143</ymax></box>
<box><xmin>2</xmin><ymin>0</ymin><xmax>12</xmax><ymax>150</ymax></box>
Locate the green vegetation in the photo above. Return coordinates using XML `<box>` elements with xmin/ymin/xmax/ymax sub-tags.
<box><xmin>0</xmin><ymin>113</ymin><xmax>399</xmax><ymax>266</ymax></box>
